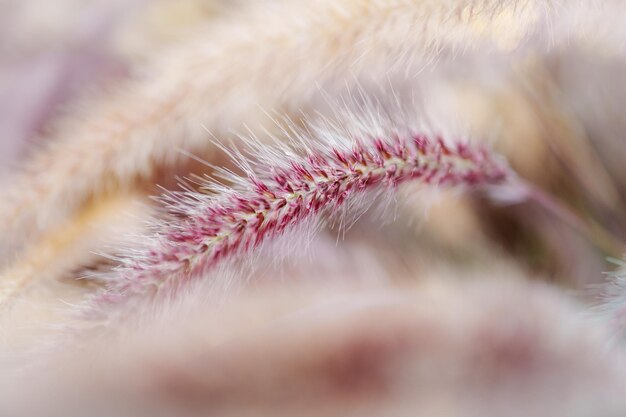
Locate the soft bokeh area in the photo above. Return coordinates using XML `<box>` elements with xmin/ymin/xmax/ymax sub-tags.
<box><xmin>1</xmin><ymin>1</ymin><xmax>626</xmax><ymax>416</ymax></box>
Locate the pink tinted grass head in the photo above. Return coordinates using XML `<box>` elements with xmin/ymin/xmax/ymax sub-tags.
<box><xmin>88</xmin><ymin>115</ymin><xmax>512</xmax><ymax>318</ymax></box>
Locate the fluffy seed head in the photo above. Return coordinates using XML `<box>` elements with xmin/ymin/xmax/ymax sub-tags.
<box><xmin>88</xmin><ymin>108</ymin><xmax>511</xmax><ymax>319</ymax></box>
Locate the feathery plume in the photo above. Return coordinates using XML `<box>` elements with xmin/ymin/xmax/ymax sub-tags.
<box><xmin>8</xmin><ymin>278</ymin><xmax>626</xmax><ymax>417</ymax></box>
<box><xmin>0</xmin><ymin>0</ymin><xmax>554</xmax><ymax>257</ymax></box>
<box><xmin>90</xmin><ymin>109</ymin><xmax>511</xmax><ymax>317</ymax></box>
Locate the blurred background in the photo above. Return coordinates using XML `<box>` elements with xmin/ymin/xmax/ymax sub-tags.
<box><xmin>2</xmin><ymin>0</ymin><xmax>626</xmax><ymax>293</ymax></box>
<box><xmin>2</xmin><ymin>1</ymin><xmax>626</xmax><ymax>415</ymax></box>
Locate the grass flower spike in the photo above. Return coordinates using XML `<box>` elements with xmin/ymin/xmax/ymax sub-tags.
<box><xmin>94</xmin><ymin>108</ymin><xmax>511</xmax><ymax>315</ymax></box>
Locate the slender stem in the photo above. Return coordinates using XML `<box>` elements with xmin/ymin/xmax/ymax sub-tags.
<box><xmin>522</xmin><ymin>182</ymin><xmax>623</xmax><ymax>257</ymax></box>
